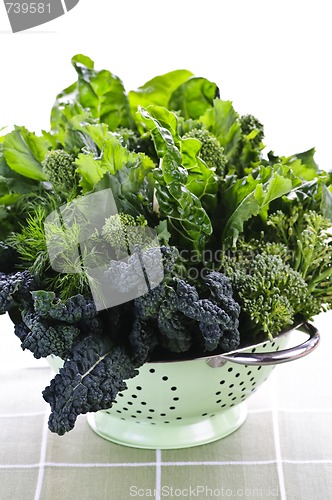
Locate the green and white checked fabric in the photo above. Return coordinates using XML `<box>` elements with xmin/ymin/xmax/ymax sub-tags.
<box><xmin>0</xmin><ymin>313</ymin><xmax>331</xmax><ymax>500</ymax></box>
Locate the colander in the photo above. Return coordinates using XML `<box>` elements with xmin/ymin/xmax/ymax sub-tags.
<box><xmin>87</xmin><ymin>321</ymin><xmax>319</xmax><ymax>449</ymax></box>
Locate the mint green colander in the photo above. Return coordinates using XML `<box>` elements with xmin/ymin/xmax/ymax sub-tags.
<box><xmin>87</xmin><ymin>322</ymin><xmax>319</xmax><ymax>449</ymax></box>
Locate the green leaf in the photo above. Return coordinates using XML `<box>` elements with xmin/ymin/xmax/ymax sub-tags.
<box><xmin>128</xmin><ymin>69</ymin><xmax>193</xmax><ymax>114</ymax></box>
<box><xmin>136</xmin><ymin>107</ymin><xmax>212</xmax><ymax>253</ymax></box>
<box><xmin>75</xmin><ymin>153</ymin><xmax>106</xmax><ymax>192</ymax></box>
<box><xmin>3</xmin><ymin>127</ymin><xmax>49</xmax><ymax>181</ymax></box>
<box><xmin>222</xmin><ymin>166</ymin><xmax>299</xmax><ymax>249</ymax></box>
<box><xmin>169</xmin><ymin>77</ymin><xmax>219</xmax><ymax>120</ymax></box>
<box><xmin>279</xmin><ymin>148</ymin><xmax>320</xmax><ymax>181</ymax></box>
<box><xmin>71</xmin><ymin>54</ymin><xmax>132</xmax><ymax>131</ymax></box>
<box><xmin>51</xmin><ymin>55</ymin><xmax>132</xmax><ymax>133</ymax></box>
<box><xmin>321</xmin><ymin>184</ymin><xmax>332</xmax><ymax>221</ymax></box>
<box><xmin>201</xmin><ymin>99</ymin><xmax>242</xmax><ymax>159</ymax></box>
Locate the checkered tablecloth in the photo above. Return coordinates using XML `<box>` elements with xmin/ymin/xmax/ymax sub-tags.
<box><xmin>1</xmin><ymin>312</ymin><xmax>331</xmax><ymax>500</ymax></box>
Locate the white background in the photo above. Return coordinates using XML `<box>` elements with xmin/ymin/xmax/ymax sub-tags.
<box><xmin>0</xmin><ymin>0</ymin><xmax>332</xmax><ymax>363</ymax></box>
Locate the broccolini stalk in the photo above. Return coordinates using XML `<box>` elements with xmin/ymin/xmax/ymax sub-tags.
<box><xmin>267</xmin><ymin>209</ymin><xmax>332</xmax><ymax>307</ymax></box>
<box><xmin>220</xmin><ymin>251</ymin><xmax>320</xmax><ymax>339</ymax></box>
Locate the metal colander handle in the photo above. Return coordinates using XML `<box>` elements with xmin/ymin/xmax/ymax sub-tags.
<box><xmin>207</xmin><ymin>322</ymin><xmax>320</xmax><ymax>367</ymax></box>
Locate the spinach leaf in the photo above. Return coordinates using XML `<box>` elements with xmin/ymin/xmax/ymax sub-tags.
<box><xmin>52</xmin><ymin>54</ymin><xmax>132</xmax><ymax>132</ymax></box>
<box><xmin>128</xmin><ymin>69</ymin><xmax>193</xmax><ymax>113</ymax></box>
<box><xmin>3</xmin><ymin>126</ymin><xmax>49</xmax><ymax>181</ymax></box>
<box><xmin>222</xmin><ymin>165</ymin><xmax>301</xmax><ymax>249</ymax></box>
<box><xmin>169</xmin><ymin>76</ymin><xmax>219</xmax><ymax>119</ymax></box>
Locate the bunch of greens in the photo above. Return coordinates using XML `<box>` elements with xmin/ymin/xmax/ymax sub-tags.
<box><xmin>0</xmin><ymin>54</ymin><xmax>331</xmax><ymax>435</ymax></box>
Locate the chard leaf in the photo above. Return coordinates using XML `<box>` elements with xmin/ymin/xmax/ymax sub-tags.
<box><xmin>52</xmin><ymin>54</ymin><xmax>132</xmax><ymax>132</ymax></box>
<box><xmin>3</xmin><ymin>127</ymin><xmax>49</xmax><ymax>181</ymax></box>
<box><xmin>136</xmin><ymin>107</ymin><xmax>212</xmax><ymax>253</ymax></box>
<box><xmin>222</xmin><ymin>166</ymin><xmax>300</xmax><ymax>249</ymax></box>
<box><xmin>129</xmin><ymin>69</ymin><xmax>193</xmax><ymax>113</ymax></box>
<box><xmin>169</xmin><ymin>76</ymin><xmax>219</xmax><ymax>119</ymax></box>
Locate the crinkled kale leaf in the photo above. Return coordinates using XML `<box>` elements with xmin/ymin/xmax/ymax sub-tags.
<box><xmin>43</xmin><ymin>334</ymin><xmax>138</xmax><ymax>435</ymax></box>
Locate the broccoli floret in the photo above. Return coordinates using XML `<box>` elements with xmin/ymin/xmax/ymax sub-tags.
<box><xmin>182</xmin><ymin>128</ymin><xmax>227</xmax><ymax>175</ymax></box>
<box><xmin>239</xmin><ymin>114</ymin><xmax>264</xmax><ymax>147</ymax></box>
<box><xmin>267</xmin><ymin>209</ymin><xmax>332</xmax><ymax>307</ymax></box>
<box><xmin>42</xmin><ymin>149</ymin><xmax>78</xmax><ymax>197</ymax></box>
<box><xmin>221</xmin><ymin>251</ymin><xmax>319</xmax><ymax>339</ymax></box>
<box><xmin>102</xmin><ymin>213</ymin><xmax>151</xmax><ymax>255</ymax></box>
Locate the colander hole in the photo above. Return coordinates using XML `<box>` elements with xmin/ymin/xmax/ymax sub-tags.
<box><xmin>241</xmin><ymin>387</ymin><xmax>246</xmax><ymax>392</ymax></box>
<box><xmin>230</xmin><ymin>404</ymin><xmax>234</xmax><ymax>408</ymax></box>
<box><xmin>136</xmin><ymin>386</ymin><xmax>142</xmax><ymax>390</ymax></box>
<box><xmin>176</xmin><ymin>417</ymin><xmax>182</xmax><ymax>420</ymax></box>
<box><xmin>257</xmin><ymin>366</ymin><xmax>262</xmax><ymax>371</ymax></box>
<box><xmin>220</xmin><ymin>380</ymin><xmax>226</xmax><ymax>385</ymax></box>
<box><xmin>262</xmin><ymin>343</ymin><xmax>267</xmax><ymax>348</ymax></box>
<box><xmin>128</xmin><ymin>402</ymin><xmax>133</xmax><ymax>406</ymax></box>
<box><xmin>228</xmin><ymin>367</ymin><xmax>233</xmax><ymax>372</ymax></box>
<box><xmin>169</xmin><ymin>406</ymin><xmax>176</xmax><ymax>410</ymax></box>
<box><xmin>250</xmin><ymin>377</ymin><xmax>255</xmax><ymax>382</ymax></box>
<box><xmin>123</xmin><ymin>407</ymin><xmax>128</xmax><ymax>411</ymax></box>
<box><xmin>210</xmin><ymin>414</ymin><xmax>215</xmax><ymax>417</ymax></box>
<box><xmin>149</xmin><ymin>409</ymin><xmax>155</xmax><ymax>413</ymax></box>
<box><xmin>235</xmin><ymin>373</ymin><xmax>240</xmax><ymax>378</ymax></box>
<box><xmin>164</xmin><ymin>421</ymin><xmax>170</xmax><ymax>424</ymax></box>
<box><xmin>173</xmin><ymin>397</ymin><xmax>179</xmax><ymax>401</ymax></box>
<box><xmin>171</xmin><ymin>386</ymin><xmax>177</xmax><ymax>391</ymax></box>
<box><xmin>121</xmin><ymin>417</ymin><xmax>125</xmax><ymax>421</ymax></box>
<box><xmin>141</xmin><ymin>402</ymin><xmax>147</xmax><ymax>405</ymax></box>
<box><xmin>228</xmin><ymin>392</ymin><xmax>233</xmax><ymax>397</ymax></box>
<box><xmin>149</xmin><ymin>369</ymin><xmax>155</xmax><ymax>373</ymax></box>
<box><xmin>229</xmin><ymin>383</ymin><xmax>234</xmax><ymax>388</ymax></box>
<box><xmin>241</xmin><ymin>395</ymin><xmax>246</xmax><ymax>399</ymax></box>
<box><xmin>202</xmin><ymin>413</ymin><xmax>208</xmax><ymax>416</ymax></box>
<box><xmin>147</xmin><ymin>416</ymin><xmax>153</xmax><ymax>420</ymax></box>
<box><xmin>239</xmin><ymin>381</ymin><xmax>244</xmax><ymax>386</ymax></box>
<box><xmin>221</xmin><ymin>404</ymin><xmax>227</xmax><ymax>408</ymax></box>
<box><xmin>132</xmin><ymin>394</ymin><xmax>137</xmax><ymax>399</ymax></box>
<box><xmin>131</xmin><ymin>415</ymin><xmax>136</xmax><ymax>418</ymax></box>
<box><xmin>271</xmin><ymin>342</ymin><xmax>276</xmax><ymax>347</ymax></box>
<box><xmin>160</xmin><ymin>413</ymin><xmax>166</xmax><ymax>416</ymax></box>
<box><xmin>251</xmin><ymin>348</ymin><xmax>256</xmax><ymax>353</ymax></box>
<box><xmin>116</xmin><ymin>410</ymin><xmax>121</xmax><ymax>414</ymax></box>
<box><xmin>232</xmin><ymin>397</ymin><xmax>237</xmax><ymax>401</ymax></box>
<box><xmin>118</xmin><ymin>393</ymin><xmax>123</xmax><ymax>397</ymax></box>
<box><xmin>216</xmin><ymin>391</ymin><xmax>221</xmax><ymax>396</ymax></box>
<box><xmin>247</xmin><ymin>371</ymin><xmax>252</xmax><ymax>375</ymax></box>
<box><xmin>162</xmin><ymin>376</ymin><xmax>168</xmax><ymax>381</ymax></box>
<box><xmin>216</xmin><ymin>399</ymin><xmax>222</xmax><ymax>404</ymax></box>
<box><xmin>136</xmin><ymin>410</ymin><xmax>142</xmax><ymax>414</ymax></box>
